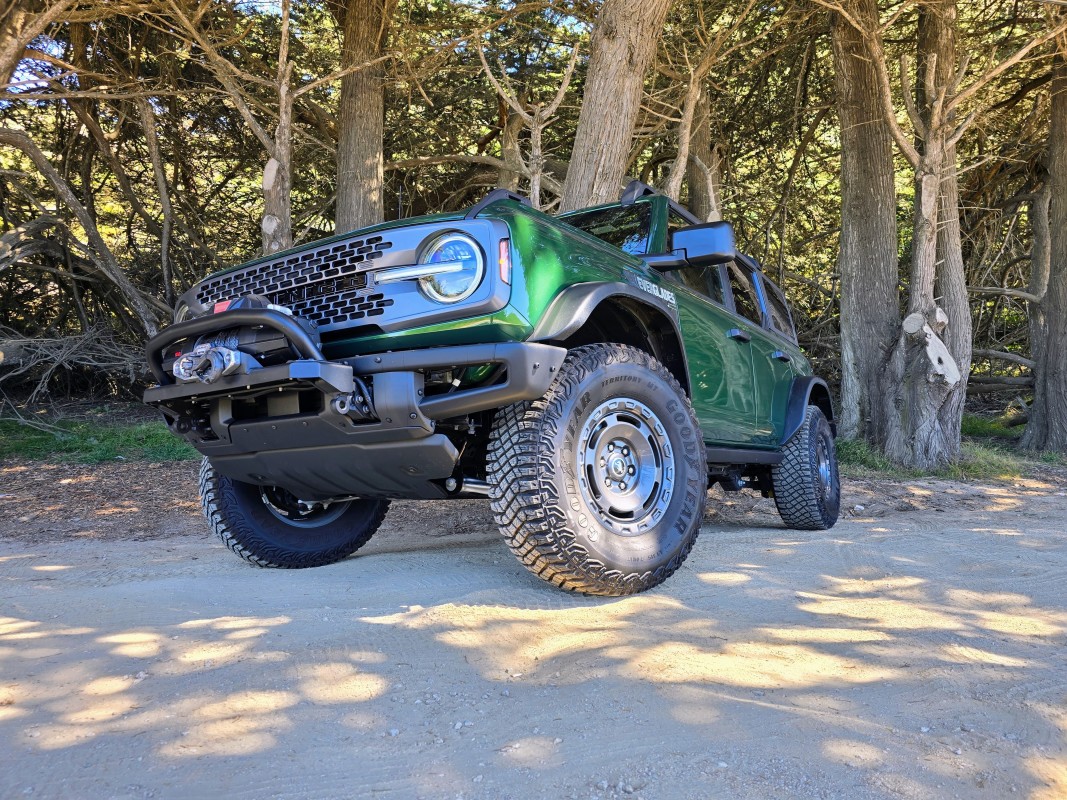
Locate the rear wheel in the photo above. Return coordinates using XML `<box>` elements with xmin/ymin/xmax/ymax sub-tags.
<box><xmin>199</xmin><ymin>458</ymin><xmax>389</xmax><ymax>568</ymax></box>
<box><xmin>771</xmin><ymin>406</ymin><xmax>840</xmax><ymax>530</ymax></box>
<box><xmin>487</xmin><ymin>344</ymin><xmax>707</xmax><ymax>596</ymax></box>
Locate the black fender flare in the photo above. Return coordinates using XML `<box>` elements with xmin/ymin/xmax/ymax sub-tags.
<box><xmin>781</xmin><ymin>376</ymin><xmax>836</xmax><ymax>445</ymax></box>
<box><xmin>527</xmin><ymin>281</ymin><xmax>690</xmax><ymax>391</ymax></box>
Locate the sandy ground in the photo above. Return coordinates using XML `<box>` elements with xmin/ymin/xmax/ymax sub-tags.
<box><xmin>1</xmin><ymin>460</ymin><xmax>1066</xmax><ymax>800</ymax></box>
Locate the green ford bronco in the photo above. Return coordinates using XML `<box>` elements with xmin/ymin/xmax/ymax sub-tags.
<box><xmin>145</xmin><ymin>181</ymin><xmax>839</xmax><ymax>595</ymax></box>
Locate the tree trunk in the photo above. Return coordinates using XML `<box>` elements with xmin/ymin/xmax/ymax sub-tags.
<box><xmin>868</xmin><ymin>0</ymin><xmax>966</xmax><ymax>469</ymax></box>
<box><xmin>335</xmin><ymin>0</ymin><xmax>391</xmax><ymax>232</ymax></box>
<box><xmin>919</xmin><ymin>1</ymin><xmax>971</xmax><ymax>460</ymax></box>
<box><xmin>1023</xmin><ymin>60</ymin><xmax>1067</xmax><ymax>451</ymax></box>
<box><xmin>685</xmin><ymin>93</ymin><xmax>721</xmax><ymax>222</ymax></box>
<box><xmin>497</xmin><ymin>109</ymin><xmax>523</xmax><ymax>191</ymax></box>
<box><xmin>262</xmin><ymin>83</ymin><xmax>294</xmax><ymax>254</ymax></box>
<box><xmin>559</xmin><ymin>0</ymin><xmax>672</xmax><ymax>211</ymax></box>
<box><xmin>830</xmin><ymin>0</ymin><xmax>900</xmax><ymax>444</ymax></box>
<box><xmin>136</xmin><ymin>98</ymin><xmax>176</xmax><ymax>305</ymax></box>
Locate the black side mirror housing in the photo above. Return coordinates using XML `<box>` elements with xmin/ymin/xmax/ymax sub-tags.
<box><xmin>670</xmin><ymin>221</ymin><xmax>736</xmax><ymax>267</ymax></box>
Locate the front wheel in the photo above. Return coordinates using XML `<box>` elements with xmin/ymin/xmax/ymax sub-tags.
<box><xmin>771</xmin><ymin>406</ymin><xmax>840</xmax><ymax>530</ymax></box>
<box><xmin>199</xmin><ymin>458</ymin><xmax>390</xmax><ymax>568</ymax></box>
<box><xmin>487</xmin><ymin>344</ymin><xmax>708</xmax><ymax>596</ymax></box>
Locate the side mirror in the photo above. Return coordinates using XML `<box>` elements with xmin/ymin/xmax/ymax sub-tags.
<box><xmin>670</xmin><ymin>221</ymin><xmax>736</xmax><ymax>267</ymax></box>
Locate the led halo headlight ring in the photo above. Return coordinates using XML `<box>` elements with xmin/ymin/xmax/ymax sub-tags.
<box><xmin>414</xmin><ymin>232</ymin><xmax>485</xmax><ymax>304</ymax></box>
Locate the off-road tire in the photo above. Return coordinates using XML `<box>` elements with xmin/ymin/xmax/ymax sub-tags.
<box><xmin>199</xmin><ymin>458</ymin><xmax>389</xmax><ymax>568</ymax></box>
<box><xmin>772</xmin><ymin>405</ymin><xmax>840</xmax><ymax>530</ymax></box>
<box><xmin>487</xmin><ymin>344</ymin><xmax>708</xmax><ymax>596</ymax></box>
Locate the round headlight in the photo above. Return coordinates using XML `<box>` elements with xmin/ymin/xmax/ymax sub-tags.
<box><xmin>417</xmin><ymin>233</ymin><xmax>485</xmax><ymax>303</ymax></box>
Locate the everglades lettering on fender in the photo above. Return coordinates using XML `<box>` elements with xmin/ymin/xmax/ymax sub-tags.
<box><xmin>634</xmin><ymin>276</ymin><xmax>677</xmax><ymax>308</ymax></box>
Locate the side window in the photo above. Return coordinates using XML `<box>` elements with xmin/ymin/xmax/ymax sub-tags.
<box><xmin>666</xmin><ymin>209</ymin><xmax>690</xmax><ymax>242</ymax></box>
<box><xmin>726</xmin><ymin>262</ymin><xmax>763</xmax><ymax>325</ymax></box>
<box><xmin>762</xmin><ymin>277</ymin><xmax>797</xmax><ymax>342</ymax></box>
<box><xmin>667</xmin><ymin>210</ymin><xmax>724</xmax><ymax>305</ymax></box>
<box><xmin>674</xmin><ymin>264</ymin><xmax>725</xmax><ymax>305</ymax></box>
<box><xmin>560</xmin><ymin>204</ymin><xmax>652</xmax><ymax>255</ymax></box>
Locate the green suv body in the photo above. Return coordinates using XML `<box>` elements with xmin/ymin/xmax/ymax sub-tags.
<box><xmin>145</xmin><ymin>182</ymin><xmax>839</xmax><ymax>595</ymax></box>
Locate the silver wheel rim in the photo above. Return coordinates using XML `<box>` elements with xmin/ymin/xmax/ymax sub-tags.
<box><xmin>816</xmin><ymin>436</ymin><xmax>834</xmax><ymax>501</ymax></box>
<box><xmin>260</xmin><ymin>486</ymin><xmax>350</xmax><ymax>528</ymax></box>
<box><xmin>576</xmin><ymin>397</ymin><xmax>675</xmax><ymax>534</ymax></box>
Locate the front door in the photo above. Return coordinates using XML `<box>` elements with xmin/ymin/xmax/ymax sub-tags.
<box><xmin>670</xmin><ymin>264</ymin><xmax>758</xmax><ymax>446</ymax></box>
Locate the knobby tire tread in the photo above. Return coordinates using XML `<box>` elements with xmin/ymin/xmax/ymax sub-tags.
<box><xmin>487</xmin><ymin>344</ymin><xmax>705</xmax><ymax>596</ymax></box>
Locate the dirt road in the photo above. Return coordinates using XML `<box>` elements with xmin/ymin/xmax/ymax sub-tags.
<box><xmin>2</xmin><ymin>460</ymin><xmax>1066</xmax><ymax>799</ymax></box>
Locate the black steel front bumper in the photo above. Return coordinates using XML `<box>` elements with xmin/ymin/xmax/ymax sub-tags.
<box><xmin>144</xmin><ymin>310</ymin><xmax>567</xmax><ymax>499</ymax></box>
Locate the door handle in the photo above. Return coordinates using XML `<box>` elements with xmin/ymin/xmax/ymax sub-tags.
<box><xmin>727</xmin><ymin>328</ymin><xmax>751</xmax><ymax>343</ymax></box>
<box><xmin>771</xmin><ymin>350</ymin><xmax>792</xmax><ymax>363</ymax></box>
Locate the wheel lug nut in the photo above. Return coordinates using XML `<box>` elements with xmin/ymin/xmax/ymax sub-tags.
<box><xmin>604</xmin><ymin>478</ymin><xmax>611</xmax><ymax>487</ymax></box>
<box><xmin>608</xmin><ymin>444</ymin><xmax>614</xmax><ymax>452</ymax></box>
<box><xmin>600</xmin><ymin>458</ymin><xmax>605</xmax><ymax>467</ymax></box>
<box><xmin>622</xmin><ymin>447</ymin><xmax>629</xmax><ymax>456</ymax></box>
<box><xmin>628</xmin><ymin>466</ymin><xmax>635</xmax><ymax>475</ymax></box>
<box><xmin>620</xmin><ymin>482</ymin><xmax>627</xmax><ymax>491</ymax></box>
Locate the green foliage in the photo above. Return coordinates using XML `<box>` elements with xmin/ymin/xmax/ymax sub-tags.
<box><xmin>836</xmin><ymin>438</ymin><xmax>899</xmax><ymax>477</ymax></box>
<box><xmin>836</xmin><ymin>435</ymin><xmax>1050</xmax><ymax>482</ymax></box>
<box><xmin>960</xmin><ymin>413</ymin><xmax>1023</xmax><ymax>440</ymax></box>
<box><xmin>0</xmin><ymin>0</ymin><xmax>1058</xmax><ymax>453</ymax></box>
<box><xmin>0</xmin><ymin>419</ymin><xmax>198</xmax><ymax>463</ymax></box>
<box><xmin>941</xmin><ymin>443</ymin><xmax>1024</xmax><ymax>481</ymax></box>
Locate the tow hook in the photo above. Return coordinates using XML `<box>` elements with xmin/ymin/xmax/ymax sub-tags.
<box><xmin>329</xmin><ymin>378</ymin><xmax>376</xmax><ymax>422</ymax></box>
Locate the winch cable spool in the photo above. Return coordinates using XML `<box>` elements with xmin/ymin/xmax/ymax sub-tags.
<box><xmin>167</xmin><ymin>294</ymin><xmax>321</xmax><ymax>385</ymax></box>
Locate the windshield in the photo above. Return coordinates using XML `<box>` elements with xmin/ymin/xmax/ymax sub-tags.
<box><xmin>559</xmin><ymin>203</ymin><xmax>652</xmax><ymax>256</ymax></box>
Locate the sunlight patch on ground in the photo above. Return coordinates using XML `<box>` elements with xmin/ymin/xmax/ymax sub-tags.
<box><xmin>820</xmin><ymin>575</ymin><xmax>927</xmax><ymax>594</ymax></box>
<box><xmin>82</xmin><ymin>675</ymin><xmax>138</xmax><ymax>696</ymax></box>
<box><xmin>937</xmin><ymin>644</ymin><xmax>1031</xmax><ymax>667</ymax></box>
<box><xmin>97</xmin><ymin>631</ymin><xmax>162</xmax><ymax>658</ymax></box>
<box><xmin>159</xmin><ymin>690</ymin><xmax>298</xmax><ymax>758</ymax></box>
<box><xmin>295</xmin><ymin>662</ymin><xmax>388</xmax><ymax>704</ymax></box>
<box><xmin>361</xmin><ymin>597</ymin><xmax>687</xmax><ymax>671</ymax></box>
<box><xmin>1025</xmin><ymin>751</ymin><xmax>1067</xmax><ymax>800</ymax></box>
<box><xmin>0</xmin><ymin>618</ymin><xmax>40</xmax><ymax>636</ymax></box>
<box><xmin>796</xmin><ymin>592</ymin><xmax>966</xmax><ymax>631</ymax></box>
<box><xmin>759</xmin><ymin>626</ymin><xmax>893</xmax><ymax>643</ymax></box>
<box><xmin>175</xmin><ymin>640</ymin><xmax>251</xmax><ymax>666</ymax></box>
<box><xmin>179</xmin><ymin>615</ymin><xmax>290</xmax><ymax>631</ymax></box>
<box><xmin>970</xmin><ymin>610</ymin><xmax>1063</xmax><ymax>637</ymax></box>
<box><xmin>627</xmin><ymin>641</ymin><xmax>899</xmax><ymax>688</ymax></box>
<box><xmin>697</xmin><ymin>571</ymin><xmax>751</xmax><ymax>585</ymax></box>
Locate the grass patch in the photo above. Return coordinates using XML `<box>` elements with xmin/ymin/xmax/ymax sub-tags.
<box><xmin>961</xmin><ymin>413</ymin><xmax>1023</xmax><ymax>440</ymax></box>
<box><xmin>941</xmin><ymin>442</ymin><xmax>1024</xmax><ymax>481</ymax></box>
<box><xmin>836</xmin><ymin>435</ymin><xmax>1053</xmax><ymax>482</ymax></box>
<box><xmin>0</xmin><ymin>419</ymin><xmax>198</xmax><ymax>463</ymax></box>
<box><xmin>836</xmin><ymin>438</ymin><xmax>904</xmax><ymax>478</ymax></box>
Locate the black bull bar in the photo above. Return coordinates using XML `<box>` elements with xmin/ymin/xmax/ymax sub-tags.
<box><xmin>143</xmin><ymin>309</ymin><xmax>566</xmax><ymax>499</ymax></box>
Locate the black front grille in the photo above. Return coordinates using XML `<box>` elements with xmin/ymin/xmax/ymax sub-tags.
<box><xmin>196</xmin><ymin>234</ymin><xmax>394</xmax><ymax>329</ymax></box>
<box><xmin>291</xmin><ymin>290</ymin><xmax>394</xmax><ymax>327</ymax></box>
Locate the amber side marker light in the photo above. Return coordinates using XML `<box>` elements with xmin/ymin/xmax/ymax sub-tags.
<box><xmin>499</xmin><ymin>239</ymin><xmax>511</xmax><ymax>285</ymax></box>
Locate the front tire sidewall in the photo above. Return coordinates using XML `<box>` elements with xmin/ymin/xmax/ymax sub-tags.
<box><xmin>544</xmin><ymin>347</ymin><xmax>706</xmax><ymax>577</ymax></box>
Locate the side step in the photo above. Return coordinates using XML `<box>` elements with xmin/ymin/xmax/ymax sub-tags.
<box><xmin>705</xmin><ymin>446</ymin><xmax>783</xmax><ymax>467</ymax></box>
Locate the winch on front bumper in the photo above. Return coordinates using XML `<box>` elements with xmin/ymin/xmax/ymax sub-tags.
<box><xmin>144</xmin><ymin>308</ymin><xmax>566</xmax><ymax>500</ymax></box>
